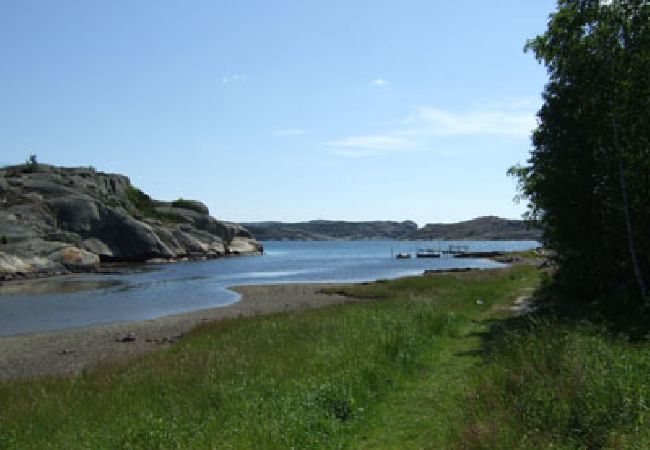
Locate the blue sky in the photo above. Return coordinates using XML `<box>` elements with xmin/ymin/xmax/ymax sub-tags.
<box><xmin>0</xmin><ymin>0</ymin><xmax>555</xmax><ymax>224</ymax></box>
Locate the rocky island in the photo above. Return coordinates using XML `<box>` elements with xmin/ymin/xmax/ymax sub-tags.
<box><xmin>244</xmin><ymin>216</ymin><xmax>541</xmax><ymax>241</ymax></box>
<box><xmin>406</xmin><ymin>216</ymin><xmax>542</xmax><ymax>241</ymax></box>
<box><xmin>243</xmin><ymin>220</ymin><xmax>419</xmax><ymax>241</ymax></box>
<box><xmin>0</xmin><ymin>161</ymin><xmax>262</xmax><ymax>279</ymax></box>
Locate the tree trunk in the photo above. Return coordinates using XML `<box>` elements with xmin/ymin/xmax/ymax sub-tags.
<box><xmin>617</xmin><ymin>158</ymin><xmax>647</xmax><ymax>299</ymax></box>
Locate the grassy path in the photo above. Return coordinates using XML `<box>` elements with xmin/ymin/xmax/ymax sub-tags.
<box><xmin>345</xmin><ymin>284</ymin><xmax>529</xmax><ymax>449</ymax></box>
<box><xmin>349</xmin><ymin>323</ymin><xmax>486</xmax><ymax>448</ymax></box>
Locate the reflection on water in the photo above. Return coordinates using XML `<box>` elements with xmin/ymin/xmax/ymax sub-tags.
<box><xmin>112</xmin><ymin>275</ymin><xmax>211</xmax><ymax>293</ymax></box>
<box><xmin>0</xmin><ymin>278</ymin><xmax>123</xmax><ymax>295</ymax></box>
<box><xmin>0</xmin><ymin>240</ymin><xmax>539</xmax><ymax>336</ymax></box>
<box><xmin>223</xmin><ymin>270</ymin><xmax>312</xmax><ymax>279</ymax></box>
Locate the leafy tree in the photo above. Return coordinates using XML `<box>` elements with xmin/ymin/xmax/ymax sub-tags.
<box><xmin>25</xmin><ymin>154</ymin><xmax>38</xmax><ymax>172</ymax></box>
<box><xmin>513</xmin><ymin>0</ymin><xmax>649</xmax><ymax>309</ymax></box>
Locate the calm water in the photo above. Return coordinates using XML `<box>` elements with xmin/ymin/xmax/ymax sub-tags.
<box><xmin>0</xmin><ymin>240</ymin><xmax>538</xmax><ymax>336</ymax></box>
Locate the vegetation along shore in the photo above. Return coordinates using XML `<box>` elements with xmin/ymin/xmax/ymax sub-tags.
<box><xmin>1</xmin><ymin>260</ymin><xmax>647</xmax><ymax>448</ymax></box>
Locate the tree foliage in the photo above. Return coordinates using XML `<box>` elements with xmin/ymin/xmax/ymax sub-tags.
<box><xmin>514</xmin><ymin>0</ymin><xmax>650</xmax><ymax>310</ymax></box>
<box><xmin>25</xmin><ymin>154</ymin><xmax>38</xmax><ymax>173</ymax></box>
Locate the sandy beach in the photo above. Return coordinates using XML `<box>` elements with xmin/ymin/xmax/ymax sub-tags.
<box><xmin>0</xmin><ymin>283</ymin><xmax>357</xmax><ymax>380</ymax></box>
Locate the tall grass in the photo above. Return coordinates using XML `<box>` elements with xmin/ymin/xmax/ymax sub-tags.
<box><xmin>462</xmin><ymin>318</ymin><xmax>650</xmax><ymax>449</ymax></box>
<box><xmin>0</xmin><ymin>267</ymin><xmax>536</xmax><ymax>449</ymax></box>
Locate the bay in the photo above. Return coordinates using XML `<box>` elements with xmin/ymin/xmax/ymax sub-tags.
<box><xmin>0</xmin><ymin>240</ymin><xmax>538</xmax><ymax>336</ymax></box>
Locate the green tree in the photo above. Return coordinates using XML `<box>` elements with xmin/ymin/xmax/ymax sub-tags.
<box><xmin>513</xmin><ymin>0</ymin><xmax>649</xmax><ymax>309</ymax></box>
<box><xmin>25</xmin><ymin>153</ymin><xmax>38</xmax><ymax>172</ymax></box>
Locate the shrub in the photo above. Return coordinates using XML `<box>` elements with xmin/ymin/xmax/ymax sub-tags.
<box><xmin>125</xmin><ymin>186</ymin><xmax>154</xmax><ymax>212</ymax></box>
<box><xmin>171</xmin><ymin>198</ymin><xmax>207</xmax><ymax>214</ymax></box>
<box><xmin>125</xmin><ymin>186</ymin><xmax>183</xmax><ymax>223</ymax></box>
<box><xmin>0</xmin><ymin>235</ymin><xmax>8</xmax><ymax>245</ymax></box>
<box><xmin>25</xmin><ymin>154</ymin><xmax>38</xmax><ymax>173</ymax></box>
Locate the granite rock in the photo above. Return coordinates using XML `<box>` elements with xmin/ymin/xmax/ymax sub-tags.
<box><xmin>0</xmin><ymin>163</ymin><xmax>262</xmax><ymax>276</ymax></box>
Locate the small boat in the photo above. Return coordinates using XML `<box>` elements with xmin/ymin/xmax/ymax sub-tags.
<box><xmin>396</xmin><ymin>252</ymin><xmax>411</xmax><ymax>259</ymax></box>
<box><xmin>416</xmin><ymin>248</ymin><xmax>441</xmax><ymax>258</ymax></box>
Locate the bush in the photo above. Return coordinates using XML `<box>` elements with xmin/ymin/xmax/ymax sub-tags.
<box><xmin>0</xmin><ymin>235</ymin><xmax>7</xmax><ymax>245</ymax></box>
<box><xmin>125</xmin><ymin>186</ymin><xmax>183</xmax><ymax>223</ymax></box>
<box><xmin>125</xmin><ymin>186</ymin><xmax>153</xmax><ymax>211</ymax></box>
<box><xmin>24</xmin><ymin>154</ymin><xmax>38</xmax><ymax>173</ymax></box>
<box><xmin>171</xmin><ymin>198</ymin><xmax>207</xmax><ymax>214</ymax></box>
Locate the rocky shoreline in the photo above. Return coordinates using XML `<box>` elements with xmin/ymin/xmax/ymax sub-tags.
<box><xmin>0</xmin><ymin>162</ymin><xmax>262</xmax><ymax>279</ymax></box>
<box><xmin>0</xmin><ymin>251</ymin><xmax>261</xmax><ymax>283</ymax></box>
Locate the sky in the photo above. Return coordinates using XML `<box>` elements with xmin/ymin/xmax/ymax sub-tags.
<box><xmin>0</xmin><ymin>0</ymin><xmax>556</xmax><ymax>225</ymax></box>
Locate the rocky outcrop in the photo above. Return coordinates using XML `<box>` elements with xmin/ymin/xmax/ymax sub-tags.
<box><xmin>0</xmin><ymin>163</ymin><xmax>262</xmax><ymax>278</ymax></box>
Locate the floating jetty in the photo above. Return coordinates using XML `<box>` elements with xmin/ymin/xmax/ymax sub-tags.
<box><xmin>392</xmin><ymin>243</ymin><xmax>505</xmax><ymax>260</ymax></box>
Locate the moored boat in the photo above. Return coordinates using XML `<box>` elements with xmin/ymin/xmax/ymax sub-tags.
<box><xmin>416</xmin><ymin>248</ymin><xmax>441</xmax><ymax>258</ymax></box>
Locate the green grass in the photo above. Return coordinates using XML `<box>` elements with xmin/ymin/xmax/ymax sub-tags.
<box><xmin>461</xmin><ymin>318</ymin><xmax>650</xmax><ymax>449</ymax></box>
<box><xmin>507</xmin><ymin>249</ymin><xmax>541</xmax><ymax>259</ymax></box>
<box><xmin>0</xmin><ymin>267</ymin><xmax>536</xmax><ymax>449</ymax></box>
<box><xmin>1</xmin><ymin>265</ymin><xmax>645</xmax><ymax>449</ymax></box>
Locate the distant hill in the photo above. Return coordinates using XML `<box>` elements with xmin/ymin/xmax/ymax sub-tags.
<box><xmin>243</xmin><ymin>220</ymin><xmax>418</xmax><ymax>241</ymax></box>
<box><xmin>405</xmin><ymin>216</ymin><xmax>542</xmax><ymax>241</ymax></box>
<box><xmin>244</xmin><ymin>217</ymin><xmax>541</xmax><ymax>241</ymax></box>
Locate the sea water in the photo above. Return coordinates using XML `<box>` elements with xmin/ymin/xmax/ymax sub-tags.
<box><xmin>0</xmin><ymin>240</ymin><xmax>538</xmax><ymax>336</ymax></box>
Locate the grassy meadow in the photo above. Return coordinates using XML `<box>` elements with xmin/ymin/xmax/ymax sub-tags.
<box><xmin>0</xmin><ymin>265</ymin><xmax>647</xmax><ymax>449</ymax></box>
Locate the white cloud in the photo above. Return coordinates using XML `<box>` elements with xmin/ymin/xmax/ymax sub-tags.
<box><xmin>402</xmin><ymin>105</ymin><xmax>536</xmax><ymax>138</ymax></box>
<box><xmin>329</xmin><ymin>99</ymin><xmax>539</xmax><ymax>157</ymax></box>
<box><xmin>370</xmin><ymin>79</ymin><xmax>389</xmax><ymax>87</ymax></box>
<box><xmin>222</xmin><ymin>74</ymin><xmax>246</xmax><ymax>84</ymax></box>
<box><xmin>331</xmin><ymin>148</ymin><xmax>392</xmax><ymax>158</ymax></box>
<box><xmin>273</xmin><ymin>128</ymin><xmax>307</xmax><ymax>136</ymax></box>
<box><xmin>328</xmin><ymin>135</ymin><xmax>416</xmax><ymax>157</ymax></box>
<box><xmin>328</xmin><ymin>135</ymin><xmax>412</xmax><ymax>150</ymax></box>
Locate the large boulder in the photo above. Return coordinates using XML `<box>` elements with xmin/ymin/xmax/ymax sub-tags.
<box><xmin>0</xmin><ymin>176</ymin><xmax>9</xmax><ymax>194</ymax></box>
<box><xmin>148</xmin><ymin>225</ymin><xmax>184</xmax><ymax>256</ymax></box>
<box><xmin>44</xmin><ymin>196</ymin><xmax>175</xmax><ymax>260</ymax></box>
<box><xmin>46</xmin><ymin>196</ymin><xmax>100</xmax><ymax>233</ymax></box>
<box><xmin>228</xmin><ymin>237</ymin><xmax>264</xmax><ymax>255</ymax></box>
<box><xmin>48</xmin><ymin>246</ymin><xmax>99</xmax><ymax>270</ymax></box>
<box><xmin>82</xmin><ymin>238</ymin><xmax>114</xmax><ymax>258</ymax></box>
<box><xmin>0</xmin><ymin>252</ymin><xmax>32</xmax><ymax>273</ymax></box>
<box><xmin>0</xmin><ymin>163</ymin><xmax>262</xmax><ymax>275</ymax></box>
<box><xmin>93</xmin><ymin>207</ymin><xmax>175</xmax><ymax>261</ymax></box>
<box><xmin>171</xmin><ymin>228</ymin><xmax>209</xmax><ymax>254</ymax></box>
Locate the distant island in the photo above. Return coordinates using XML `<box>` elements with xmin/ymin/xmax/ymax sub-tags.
<box><xmin>244</xmin><ymin>216</ymin><xmax>541</xmax><ymax>241</ymax></box>
<box><xmin>0</xmin><ymin>162</ymin><xmax>262</xmax><ymax>279</ymax></box>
